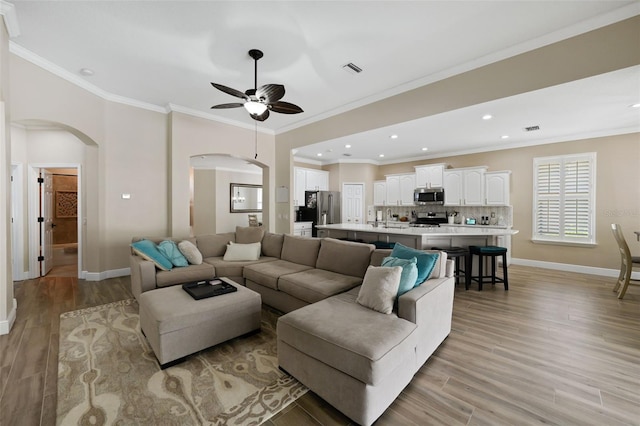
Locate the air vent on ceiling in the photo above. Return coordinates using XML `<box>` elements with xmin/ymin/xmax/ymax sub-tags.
<box><xmin>342</xmin><ymin>63</ymin><xmax>363</xmax><ymax>74</ymax></box>
<box><xmin>524</xmin><ymin>125</ymin><xmax>540</xmax><ymax>132</ymax></box>
<box><xmin>343</xmin><ymin>153</ymin><xmax>352</xmax><ymax>157</ymax></box>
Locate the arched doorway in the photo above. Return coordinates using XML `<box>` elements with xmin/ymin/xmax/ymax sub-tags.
<box><xmin>190</xmin><ymin>154</ymin><xmax>265</xmax><ymax>234</ymax></box>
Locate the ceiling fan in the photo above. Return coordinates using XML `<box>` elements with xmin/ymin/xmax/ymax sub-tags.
<box><xmin>210</xmin><ymin>49</ymin><xmax>303</xmax><ymax>122</ymax></box>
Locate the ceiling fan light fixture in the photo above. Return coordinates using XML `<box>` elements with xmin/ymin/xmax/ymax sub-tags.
<box><xmin>244</xmin><ymin>100</ymin><xmax>268</xmax><ymax>115</ymax></box>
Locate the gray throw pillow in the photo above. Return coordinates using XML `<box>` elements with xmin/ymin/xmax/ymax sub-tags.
<box><xmin>178</xmin><ymin>240</ymin><xmax>203</xmax><ymax>265</ymax></box>
<box><xmin>356</xmin><ymin>265</ymin><xmax>402</xmax><ymax>314</ymax></box>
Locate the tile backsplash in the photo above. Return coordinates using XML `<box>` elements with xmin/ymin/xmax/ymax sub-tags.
<box><xmin>373</xmin><ymin>205</ymin><xmax>513</xmax><ymax>227</ymax></box>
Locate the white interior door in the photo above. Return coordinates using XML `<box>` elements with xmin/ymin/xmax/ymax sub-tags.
<box><xmin>40</xmin><ymin>169</ymin><xmax>54</xmax><ymax>276</ymax></box>
<box><xmin>342</xmin><ymin>183</ymin><xmax>364</xmax><ymax>224</ymax></box>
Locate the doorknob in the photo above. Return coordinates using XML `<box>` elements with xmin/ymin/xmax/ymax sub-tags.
<box><xmin>51</xmin><ymin>223</ymin><xmax>57</xmax><ymax>228</ymax></box>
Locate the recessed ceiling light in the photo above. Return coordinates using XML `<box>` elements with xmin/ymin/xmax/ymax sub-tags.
<box><xmin>316</xmin><ymin>153</ymin><xmax>322</xmax><ymax>157</ymax></box>
<box><xmin>79</xmin><ymin>68</ymin><xmax>94</xmax><ymax>76</ymax></box>
<box><xmin>632</xmin><ymin>103</ymin><xmax>640</xmax><ymax>108</ymax></box>
<box><xmin>379</xmin><ymin>154</ymin><xmax>385</xmax><ymax>158</ymax></box>
<box><xmin>501</xmin><ymin>135</ymin><xmax>509</xmax><ymax>139</ymax></box>
<box><xmin>482</xmin><ymin>114</ymin><xmax>492</xmax><ymax>120</ymax></box>
<box><xmin>345</xmin><ymin>144</ymin><xmax>351</xmax><ymax>148</ymax></box>
<box><xmin>421</xmin><ymin>147</ymin><xmax>428</xmax><ymax>151</ymax></box>
<box><xmin>390</xmin><ymin>134</ymin><xmax>398</xmax><ymax>139</ymax></box>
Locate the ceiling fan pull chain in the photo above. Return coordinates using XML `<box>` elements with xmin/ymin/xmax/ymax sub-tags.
<box><xmin>254</xmin><ymin>122</ymin><xmax>258</xmax><ymax>159</ymax></box>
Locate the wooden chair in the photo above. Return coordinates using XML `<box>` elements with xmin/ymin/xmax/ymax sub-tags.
<box><xmin>248</xmin><ymin>214</ymin><xmax>259</xmax><ymax>227</ymax></box>
<box><xmin>611</xmin><ymin>224</ymin><xmax>640</xmax><ymax>299</ymax></box>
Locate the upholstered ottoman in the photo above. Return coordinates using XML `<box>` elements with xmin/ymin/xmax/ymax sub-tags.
<box><xmin>139</xmin><ymin>278</ymin><xmax>262</xmax><ymax>367</ymax></box>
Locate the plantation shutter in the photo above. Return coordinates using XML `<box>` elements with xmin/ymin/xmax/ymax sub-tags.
<box><xmin>533</xmin><ymin>153</ymin><xmax>595</xmax><ymax>244</ymax></box>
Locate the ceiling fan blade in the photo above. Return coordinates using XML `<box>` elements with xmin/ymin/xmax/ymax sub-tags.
<box><xmin>270</xmin><ymin>101</ymin><xmax>304</xmax><ymax>114</ymax></box>
<box><xmin>211</xmin><ymin>83</ymin><xmax>249</xmax><ymax>100</ymax></box>
<box><xmin>250</xmin><ymin>109</ymin><xmax>270</xmax><ymax>122</ymax></box>
<box><xmin>256</xmin><ymin>84</ymin><xmax>285</xmax><ymax>103</ymax></box>
<box><xmin>211</xmin><ymin>103</ymin><xmax>244</xmax><ymax>109</ymax></box>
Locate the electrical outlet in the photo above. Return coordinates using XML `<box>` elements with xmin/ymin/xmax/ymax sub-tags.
<box><xmin>491</xmin><ymin>212</ymin><xmax>496</xmax><ymax>218</ymax></box>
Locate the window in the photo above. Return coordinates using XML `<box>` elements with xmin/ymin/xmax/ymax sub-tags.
<box><xmin>533</xmin><ymin>153</ymin><xmax>596</xmax><ymax>245</ymax></box>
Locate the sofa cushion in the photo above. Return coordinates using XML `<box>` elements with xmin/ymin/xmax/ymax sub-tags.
<box><xmin>315</xmin><ymin>238</ymin><xmax>375</xmax><ymax>278</ymax></box>
<box><xmin>158</xmin><ymin>240</ymin><xmax>189</xmax><ymax>267</ymax></box>
<box><xmin>390</xmin><ymin>243</ymin><xmax>439</xmax><ymax>286</ymax></box>
<box><xmin>243</xmin><ymin>259</ymin><xmax>313</xmax><ymax>290</ymax></box>
<box><xmin>262</xmin><ymin>232</ymin><xmax>284</xmax><ymax>258</ymax></box>
<box><xmin>155</xmin><ymin>263</ymin><xmax>215</xmax><ymax>288</ymax></box>
<box><xmin>381</xmin><ymin>256</ymin><xmax>418</xmax><ymax>298</ymax></box>
<box><xmin>223</xmin><ymin>242</ymin><xmax>261</xmax><ymax>261</ymax></box>
<box><xmin>370</xmin><ymin>249</ymin><xmax>393</xmax><ymax>266</ymax></box>
<box><xmin>197</xmin><ymin>233</ymin><xmax>235</xmax><ymax>258</ymax></box>
<box><xmin>278</xmin><ymin>269</ymin><xmax>364</xmax><ymax>304</ymax></box>
<box><xmin>277</xmin><ymin>292</ymin><xmax>417</xmax><ymax>385</ymax></box>
<box><xmin>280</xmin><ymin>235</ymin><xmax>321</xmax><ymax>267</ymax></box>
<box><xmin>204</xmin><ymin>256</ymin><xmax>278</xmax><ymax>279</ymax></box>
<box><xmin>178</xmin><ymin>240</ymin><xmax>203</xmax><ymax>265</ymax></box>
<box><xmin>131</xmin><ymin>239</ymin><xmax>173</xmax><ymax>271</ymax></box>
<box><xmin>356</xmin><ymin>266</ymin><xmax>402</xmax><ymax>314</ymax></box>
<box><xmin>235</xmin><ymin>226</ymin><xmax>265</xmax><ymax>244</ymax></box>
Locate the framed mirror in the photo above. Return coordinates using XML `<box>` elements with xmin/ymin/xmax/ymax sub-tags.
<box><xmin>230</xmin><ymin>183</ymin><xmax>262</xmax><ymax>213</ymax></box>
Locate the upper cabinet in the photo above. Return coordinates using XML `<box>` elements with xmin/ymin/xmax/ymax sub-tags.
<box><xmin>373</xmin><ymin>180</ymin><xmax>387</xmax><ymax>206</ymax></box>
<box><xmin>414</xmin><ymin>164</ymin><xmax>446</xmax><ymax>188</ymax></box>
<box><xmin>444</xmin><ymin>167</ymin><xmax>487</xmax><ymax>206</ymax></box>
<box><xmin>293</xmin><ymin>167</ymin><xmax>329</xmax><ymax>206</ymax></box>
<box><xmin>485</xmin><ymin>171</ymin><xmax>511</xmax><ymax>206</ymax></box>
<box><xmin>386</xmin><ymin>173</ymin><xmax>416</xmax><ymax>206</ymax></box>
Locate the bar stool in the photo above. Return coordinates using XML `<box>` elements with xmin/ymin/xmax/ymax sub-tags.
<box><xmin>468</xmin><ymin>246</ymin><xmax>508</xmax><ymax>291</ymax></box>
<box><xmin>432</xmin><ymin>246</ymin><xmax>470</xmax><ymax>289</ymax></box>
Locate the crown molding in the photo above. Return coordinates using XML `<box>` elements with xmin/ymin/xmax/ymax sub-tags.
<box><xmin>10</xmin><ymin>42</ymin><xmax>168</xmax><ymax>114</ymax></box>
<box><xmin>0</xmin><ymin>1</ymin><xmax>19</xmax><ymax>38</ymax></box>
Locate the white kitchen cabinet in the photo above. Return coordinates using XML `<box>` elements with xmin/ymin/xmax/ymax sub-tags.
<box><xmin>443</xmin><ymin>167</ymin><xmax>487</xmax><ymax>206</ymax></box>
<box><xmin>399</xmin><ymin>173</ymin><xmax>416</xmax><ymax>205</ymax></box>
<box><xmin>414</xmin><ymin>164</ymin><xmax>446</xmax><ymax>188</ymax></box>
<box><xmin>293</xmin><ymin>167</ymin><xmax>307</xmax><ymax>207</ymax></box>
<box><xmin>485</xmin><ymin>171</ymin><xmax>511</xmax><ymax>206</ymax></box>
<box><xmin>293</xmin><ymin>221</ymin><xmax>313</xmax><ymax>237</ymax></box>
<box><xmin>386</xmin><ymin>173</ymin><xmax>415</xmax><ymax>206</ymax></box>
<box><xmin>373</xmin><ymin>180</ymin><xmax>386</xmax><ymax>205</ymax></box>
<box><xmin>306</xmin><ymin>169</ymin><xmax>328</xmax><ymax>191</ymax></box>
<box><xmin>293</xmin><ymin>167</ymin><xmax>329</xmax><ymax>206</ymax></box>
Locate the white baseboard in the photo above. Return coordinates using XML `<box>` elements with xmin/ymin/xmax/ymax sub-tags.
<box><xmin>0</xmin><ymin>298</ymin><xmax>17</xmax><ymax>335</ymax></box>
<box><xmin>83</xmin><ymin>268</ymin><xmax>131</xmax><ymax>282</ymax></box>
<box><xmin>511</xmin><ymin>258</ymin><xmax>640</xmax><ymax>280</ymax></box>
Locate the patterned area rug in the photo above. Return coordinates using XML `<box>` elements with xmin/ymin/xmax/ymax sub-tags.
<box><xmin>57</xmin><ymin>299</ymin><xmax>307</xmax><ymax>425</ymax></box>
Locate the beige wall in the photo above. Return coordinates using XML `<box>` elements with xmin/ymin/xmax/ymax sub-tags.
<box><xmin>193</xmin><ymin>169</ymin><xmax>216</xmax><ymax>235</ymax></box>
<box><xmin>215</xmin><ymin>169</ymin><xmax>262</xmax><ymax>232</ymax></box>
<box><xmin>9</xmin><ymin>56</ymin><xmax>277</xmax><ymax>276</ymax></box>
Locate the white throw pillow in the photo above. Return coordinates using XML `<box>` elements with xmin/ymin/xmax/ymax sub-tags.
<box><xmin>356</xmin><ymin>265</ymin><xmax>402</xmax><ymax>314</ymax></box>
<box><xmin>223</xmin><ymin>241</ymin><xmax>261</xmax><ymax>261</ymax></box>
<box><xmin>177</xmin><ymin>240</ymin><xmax>203</xmax><ymax>265</ymax></box>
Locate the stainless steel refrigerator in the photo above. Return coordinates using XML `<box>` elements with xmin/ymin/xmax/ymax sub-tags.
<box><xmin>301</xmin><ymin>191</ymin><xmax>341</xmax><ymax>236</ymax></box>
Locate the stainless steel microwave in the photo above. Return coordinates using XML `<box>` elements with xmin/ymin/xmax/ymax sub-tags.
<box><xmin>414</xmin><ymin>187</ymin><xmax>445</xmax><ymax>205</ymax></box>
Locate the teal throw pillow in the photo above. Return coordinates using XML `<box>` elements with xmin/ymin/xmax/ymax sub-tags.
<box><xmin>131</xmin><ymin>239</ymin><xmax>173</xmax><ymax>271</ymax></box>
<box><xmin>381</xmin><ymin>256</ymin><xmax>418</xmax><ymax>297</ymax></box>
<box><xmin>158</xmin><ymin>240</ymin><xmax>189</xmax><ymax>267</ymax></box>
<box><xmin>390</xmin><ymin>243</ymin><xmax>439</xmax><ymax>286</ymax></box>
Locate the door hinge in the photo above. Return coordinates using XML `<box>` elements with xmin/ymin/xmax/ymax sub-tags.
<box><xmin>37</xmin><ymin>217</ymin><xmax>44</xmax><ymax>223</ymax></box>
<box><xmin>37</xmin><ymin>177</ymin><xmax>44</xmax><ymax>184</ymax></box>
<box><xmin>38</xmin><ymin>256</ymin><xmax>44</xmax><ymax>261</ymax></box>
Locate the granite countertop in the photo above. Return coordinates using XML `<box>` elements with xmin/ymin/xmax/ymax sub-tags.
<box><xmin>316</xmin><ymin>223</ymin><xmax>518</xmax><ymax>237</ymax></box>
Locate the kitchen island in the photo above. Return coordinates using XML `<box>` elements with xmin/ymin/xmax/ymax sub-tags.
<box><xmin>316</xmin><ymin>223</ymin><xmax>518</xmax><ymax>252</ymax></box>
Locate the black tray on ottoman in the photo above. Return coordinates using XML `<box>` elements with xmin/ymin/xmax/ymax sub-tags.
<box><xmin>182</xmin><ymin>279</ymin><xmax>237</xmax><ymax>300</ymax></box>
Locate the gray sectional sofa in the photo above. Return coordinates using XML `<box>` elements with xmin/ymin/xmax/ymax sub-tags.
<box><xmin>129</xmin><ymin>226</ymin><xmax>455</xmax><ymax>425</ymax></box>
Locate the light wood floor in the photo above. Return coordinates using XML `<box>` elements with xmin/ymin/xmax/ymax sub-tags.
<box><xmin>1</xmin><ymin>266</ymin><xmax>638</xmax><ymax>426</ymax></box>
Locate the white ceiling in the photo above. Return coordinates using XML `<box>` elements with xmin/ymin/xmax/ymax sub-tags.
<box><xmin>8</xmin><ymin>1</ymin><xmax>640</xmax><ymax>166</ymax></box>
